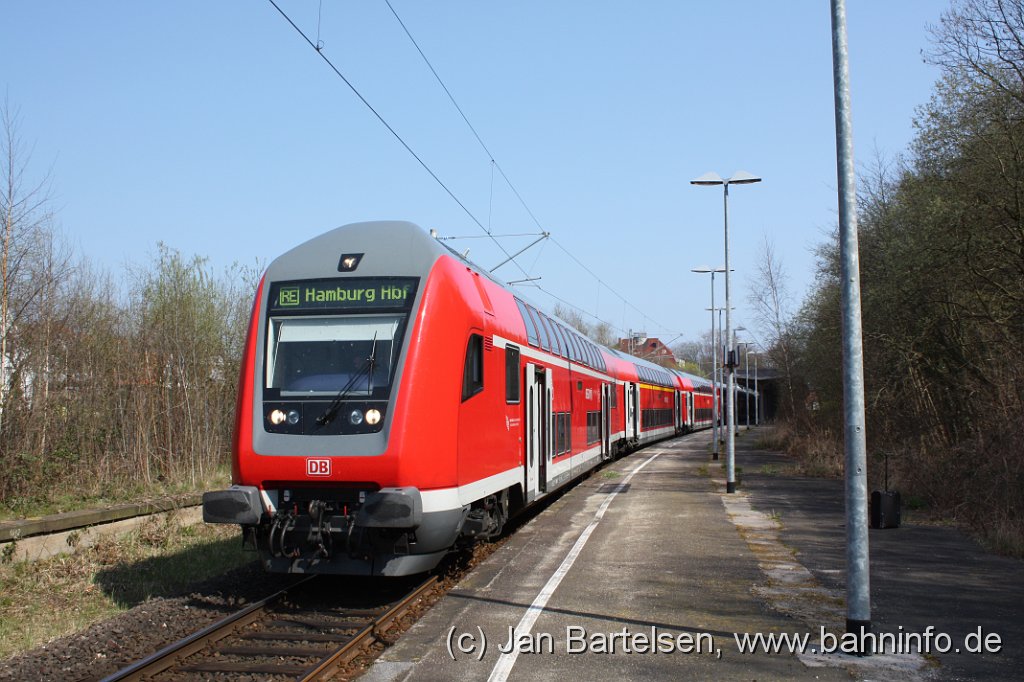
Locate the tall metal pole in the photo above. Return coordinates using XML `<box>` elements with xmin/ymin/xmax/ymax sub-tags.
<box><xmin>717</xmin><ymin>307</ymin><xmax>724</xmax><ymax>445</ymax></box>
<box><xmin>710</xmin><ymin>275</ymin><xmax>718</xmax><ymax>459</ymax></box>
<box><xmin>722</xmin><ymin>183</ymin><xmax>737</xmax><ymax>493</ymax></box>
<box><xmin>831</xmin><ymin>0</ymin><xmax>870</xmax><ymax>638</ymax></box>
<box><xmin>744</xmin><ymin>345</ymin><xmax>750</xmax><ymax>429</ymax></box>
<box><xmin>754</xmin><ymin>354</ymin><xmax>759</xmax><ymax>426</ymax></box>
<box><xmin>730</xmin><ymin>327</ymin><xmax>738</xmax><ymax>439</ymax></box>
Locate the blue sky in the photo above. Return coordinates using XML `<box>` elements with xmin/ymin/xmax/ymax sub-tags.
<box><xmin>2</xmin><ymin>1</ymin><xmax>947</xmax><ymax>350</ymax></box>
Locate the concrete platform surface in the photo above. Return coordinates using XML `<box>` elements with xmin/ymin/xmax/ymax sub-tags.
<box><xmin>363</xmin><ymin>430</ymin><xmax>1021</xmax><ymax>681</ymax></box>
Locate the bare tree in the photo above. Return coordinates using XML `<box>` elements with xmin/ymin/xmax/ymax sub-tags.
<box><xmin>589</xmin><ymin>320</ymin><xmax>617</xmax><ymax>348</ymax></box>
<box><xmin>1</xmin><ymin>97</ymin><xmax>55</xmax><ymax>436</ymax></box>
<box><xmin>553</xmin><ymin>303</ymin><xmax>591</xmax><ymax>335</ymax></box>
<box><xmin>552</xmin><ymin>303</ymin><xmax>617</xmax><ymax>348</ymax></box>
<box><xmin>673</xmin><ymin>336</ymin><xmax>712</xmax><ymax>376</ymax></box>
<box><xmin>927</xmin><ymin>0</ymin><xmax>1024</xmax><ymax>107</ymax></box>
<box><xmin>747</xmin><ymin>235</ymin><xmax>797</xmax><ymax>416</ymax></box>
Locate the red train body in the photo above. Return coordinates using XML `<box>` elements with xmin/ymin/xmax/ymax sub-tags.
<box><xmin>203</xmin><ymin>221</ymin><xmax>717</xmax><ymax>575</ymax></box>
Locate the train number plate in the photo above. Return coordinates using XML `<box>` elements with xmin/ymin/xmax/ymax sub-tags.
<box><xmin>306</xmin><ymin>458</ymin><xmax>331</xmax><ymax>477</ymax></box>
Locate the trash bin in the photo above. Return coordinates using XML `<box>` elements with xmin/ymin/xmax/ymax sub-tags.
<box><xmin>870</xmin><ymin>490</ymin><xmax>901</xmax><ymax>529</ymax></box>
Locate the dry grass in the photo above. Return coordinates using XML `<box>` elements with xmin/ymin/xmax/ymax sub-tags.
<box><xmin>763</xmin><ymin>421</ymin><xmax>844</xmax><ymax>479</ymax></box>
<box><xmin>768</xmin><ymin>420</ymin><xmax>1024</xmax><ymax>559</ymax></box>
<box><xmin>0</xmin><ymin>515</ymin><xmax>252</xmax><ymax>661</ymax></box>
<box><xmin>977</xmin><ymin>518</ymin><xmax>1024</xmax><ymax>559</ymax></box>
<box><xmin>0</xmin><ymin>466</ymin><xmax>232</xmax><ymax>522</ymax></box>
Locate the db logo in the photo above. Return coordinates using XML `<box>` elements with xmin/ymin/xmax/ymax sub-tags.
<box><xmin>306</xmin><ymin>458</ymin><xmax>331</xmax><ymax>477</ymax></box>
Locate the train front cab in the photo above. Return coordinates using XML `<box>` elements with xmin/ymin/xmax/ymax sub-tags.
<box><xmin>203</xmin><ymin>223</ymin><xmax>489</xmax><ymax>577</ymax></box>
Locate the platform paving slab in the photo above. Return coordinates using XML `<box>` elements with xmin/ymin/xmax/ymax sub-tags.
<box><xmin>366</xmin><ymin>434</ymin><xmax>855</xmax><ymax>681</ymax></box>
<box><xmin>734</xmin><ymin>429</ymin><xmax>1023</xmax><ymax>682</ymax></box>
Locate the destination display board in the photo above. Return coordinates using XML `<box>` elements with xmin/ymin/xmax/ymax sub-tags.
<box><xmin>268</xmin><ymin>277</ymin><xmax>418</xmax><ymax>313</ymax></box>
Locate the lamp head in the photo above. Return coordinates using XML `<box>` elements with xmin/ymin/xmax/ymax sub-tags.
<box><xmin>728</xmin><ymin>170</ymin><xmax>762</xmax><ymax>185</ymax></box>
<box><xmin>690</xmin><ymin>171</ymin><xmax>725</xmax><ymax>186</ymax></box>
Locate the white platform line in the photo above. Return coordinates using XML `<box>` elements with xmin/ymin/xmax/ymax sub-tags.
<box><xmin>487</xmin><ymin>450</ymin><xmax>664</xmax><ymax>682</ymax></box>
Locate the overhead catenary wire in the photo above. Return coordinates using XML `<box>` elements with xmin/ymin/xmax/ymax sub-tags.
<box><xmin>382</xmin><ymin>0</ymin><xmax>680</xmax><ymax>339</ymax></box>
<box><xmin>382</xmin><ymin>0</ymin><xmax>559</xmax><ymax>241</ymax></box>
<box><xmin>265</xmin><ymin>0</ymin><xmax>529</xmax><ymax>280</ymax></box>
<box><xmin>549</xmin><ymin>236</ymin><xmax>654</xmax><ymax>327</ymax></box>
<box><xmin>269</xmin><ymin>1</ymin><xmax>683</xmax><ymax>345</ymax></box>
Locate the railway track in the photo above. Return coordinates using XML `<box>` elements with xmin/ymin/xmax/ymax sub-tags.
<box><xmin>102</xmin><ymin>574</ymin><xmax>438</xmax><ymax>681</ymax></box>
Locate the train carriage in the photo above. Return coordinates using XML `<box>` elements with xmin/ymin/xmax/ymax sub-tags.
<box><xmin>203</xmin><ymin>221</ymin><xmax>715</xmax><ymax>576</ymax></box>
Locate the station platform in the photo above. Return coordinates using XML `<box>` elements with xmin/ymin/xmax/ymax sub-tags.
<box><xmin>363</xmin><ymin>429</ymin><xmax>1023</xmax><ymax>681</ymax></box>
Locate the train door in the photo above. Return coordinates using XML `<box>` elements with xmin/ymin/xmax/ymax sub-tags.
<box><xmin>686</xmin><ymin>392</ymin><xmax>695</xmax><ymax>430</ymax></box>
<box><xmin>542</xmin><ymin>367</ymin><xmax>552</xmax><ymax>492</ymax></box>
<box><xmin>524</xmin><ymin>364</ymin><xmax>552</xmax><ymax>503</ymax></box>
<box><xmin>674</xmin><ymin>391</ymin><xmax>682</xmax><ymax>432</ymax></box>
<box><xmin>624</xmin><ymin>382</ymin><xmax>639</xmax><ymax>442</ymax></box>
<box><xmin>601</xmin><ymin>383</ymin><xmax>612</xmax><ymax>460</ymax></box>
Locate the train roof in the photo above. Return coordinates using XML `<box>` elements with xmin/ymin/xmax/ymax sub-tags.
<box><xmin>670</xmin><ymin>368</ymin><xmax>714</xmax><ymax>390</ymax></box>
<box><xmin>266</xmin><ymin>222</ymin><xmax>722</xmax><ymax>392</ymax></box>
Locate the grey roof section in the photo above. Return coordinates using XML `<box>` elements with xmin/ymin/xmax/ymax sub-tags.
<box><xmin>254</xmin><ymin>221</ymin><xmax>445</xmax><ymax>458</ymax></box>
<box><xmin>265</xmin><ymin>220</ymin><xmax>445</xmax><ymax>283</ymax></box>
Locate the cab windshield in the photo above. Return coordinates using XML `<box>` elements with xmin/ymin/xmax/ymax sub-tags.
<box><xmin>266</xmin><ymin>315</ymin><xmax>403</xmax><ymax>397</ymax></box>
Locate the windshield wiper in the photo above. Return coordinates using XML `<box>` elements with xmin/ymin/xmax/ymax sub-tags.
<box><xmin>315</xmin><ymin>333</ymin><xmax>378</xmax><ymax>428</ymax></box>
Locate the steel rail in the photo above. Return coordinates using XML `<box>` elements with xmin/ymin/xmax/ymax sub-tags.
<box><xmin>100</xmin><ymin>576</ymin><xmax>318</xmax><ymax>682</ymax></box>
<box><xmin>300</xmin><ymin>575</ymin><xmax>438</xmax><ymax>680</ymax></box>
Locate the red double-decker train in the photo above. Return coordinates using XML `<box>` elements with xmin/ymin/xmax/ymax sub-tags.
<box><xmin>203</xmin><ymin>221</ymin><xmax>716</xmax><ymax>576</ymax></box>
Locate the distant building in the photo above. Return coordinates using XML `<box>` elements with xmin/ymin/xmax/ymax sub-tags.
<box><xmin>618</xmin><ymin>334</ymin><xmax>677</xmax><ymax>366</ymax></box>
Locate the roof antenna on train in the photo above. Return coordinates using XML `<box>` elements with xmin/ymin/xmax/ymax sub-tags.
<box><xmin>430</xmin><ymin>228</ymin><xmax>438</xmax><ymax>239</ymax></box>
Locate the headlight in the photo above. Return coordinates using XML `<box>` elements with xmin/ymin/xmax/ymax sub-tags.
<box><xmin>287</xmin><ymin>409</ymin><xmax>300</xmax><ymax>425</ymax></box>
<box><xmin>269</xmin><ymin>409</ymin><xmax>287</xmax><ymax>425</ymax></box>
<box><xmin>365</xmin><ymin>408</ymin><xmax>382</xmax><ymax>425</ymax></box>
<box><xmin>349</xmin><ymin>409</ymin><xmax>364</xmax><ymax>425</ymax></box>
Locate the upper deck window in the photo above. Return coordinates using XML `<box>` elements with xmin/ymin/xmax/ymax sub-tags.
<box><xmin>534</xmin><ymin>308</ymin><xmax>552</xmax><ymax>352</ymax></box>
<box><xmin>540</xmin><ymin>315</ymin><xmax>562</xmax><ymax>356</ymax></box>
<box><xmin>516</xmin><ymin>299</ymin><xmax>540</xmax><ymax>347</ymax></box>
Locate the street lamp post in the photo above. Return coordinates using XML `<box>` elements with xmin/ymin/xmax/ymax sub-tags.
<box><xmin>744</xmin><ymin>344</ymin><xmax>751</xmax><ymax>429</ymax></box>
<box><xmin>717</xmin><ymin>307</ymin><xmax>724</xmax><ymax>444</ymax></box>
<box><xmin>692</xmin><ymin>171</ymin><xmax>761</xmax><ymax>493</ymax></box>
<box><xmin>733</xmin><ymin>326</ymin><xmax>746</xmax><ymax>437</ymax></box>
<box><xmin>753</xmin><ymin>352</ymin><xmax>759</xmax><ymax>426</ymax></box>
<box><xmin>692</xmin><ymin>266</ymin><xmax>725</xmax><ymax>459</ymax></box>
<box><xmin>714</xmin><ymin>306</ymin><xmax>733</xmax><ymax>444</ymax></box>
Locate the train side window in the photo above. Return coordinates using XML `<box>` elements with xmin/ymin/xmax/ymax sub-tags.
<box><xmin>462</xmin><ymin>334</ymin><xmax>484</xmax><ymax>401</ymax></box>
<box><xmin>516</xmin><ymin>299</ymin><xmax>540</xmax><ymax>347</ymax></box>
<box><xmin>531</xmin><ymin>307</ymin><xmax>551</xmax><ymax>352</ymax></box>
<box><xmin>569</xmin><ymin>331</ymin><xmax>583</xmax><ymax>363</ymax></box>
<box><xmin>541</xmin><ymin>315</ymin><xmax>561</xmax><ymax>356</ymax></box>
<box><xmin>556</xmin><ymin>413</ymin><xmax>565</xmax><ymax>454</ymax></box>
<box><xmin>560</xmin><ymin>325</ymin><xmax>575</xmax><ymax>361</ymax></box>
<box><xmin>565</xmin><ymin>330</ymin><xmax>580</xmax><ymax>362</ymax></box>
<box><xmin>552</xmin><ymin>323</ymin><xmax>567</xmax><ymax>358</ymax></box>
<box><xmin>557</xmin><ymin>412</ymin><xmax>571</xmax><ymax>454</ymax></box>
<box><xmin>505</xmin><ymin>345</ymin><xmax>521</xmax><ymax>404</ymax></box>
<box><xmin>554</xmin><ymin>322</ymin><xmax>570</xmax><ymax>359</ymax></box>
